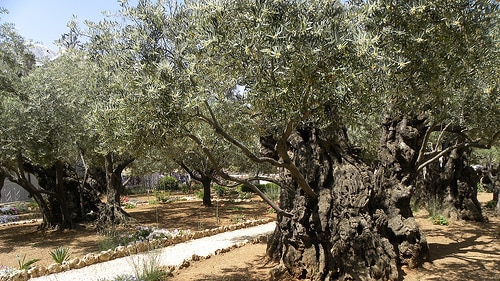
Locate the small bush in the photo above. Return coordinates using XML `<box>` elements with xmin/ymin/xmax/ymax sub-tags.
<box><xmin>196</xmin><ymin>189</ymin><xmax>204</xmax><ymax>199</ymax></box>
<box><xmin>238</xmin><ymin>192</ymin><xmax>251</xmax><ymax>200</ymax></box>
<box><xmin>0</xmin><ymin>214</ymin><xmax>19</xmax><ymax>224</ymax></box>
<box><xmin>49</xmin><ymin>247</ymin><xmax>71</xmax><ymax>264</ymax></box>
<box><xmin>155</xmin><ymin>191</ymin><xmax>171</xmax><ymax>203</ymax></box>
<box><xmin>190</xmin><ymin>183</ymin><xmax>203</xmax><ymax>191</ymax></box>
<box><xmin>477</xmin><ymin>182</ymin><xmax>485</xmax><ymax>193</ymax></box>
<box><xmin>431</xmin><ymin>215</ymin><xmax>449</xmax><ymax>226</ymax></box>
<box><xmin>214</xmin><ymin>185</ymin><xmax>227</xmax><ymax>197</ymax></box>
<box><xmin>124</xmin><ymin>202</ymin><xmax>136</xmax><ymax>209</ymax></box>
<box><xmin>157</xmin><ymin>176</ymin><xmax>179</xmax><ymax>191</ymax></box>
<box><xmin>485</xmin><ymin>200</ymin><xmax>498</xmax><ymax>209</ymax></box>
<box><xmin>98</xmin><ymin>233</ymin><xmax>121</xmax><ymax>251</ymax></box>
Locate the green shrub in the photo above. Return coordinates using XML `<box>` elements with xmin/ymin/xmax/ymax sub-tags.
<box><xmin>486</xmin><ymin>200</ymin><xmax>498</xmax><ymax>209</ymax></box>
<box><xmin>477</xmin><ymin>182</ymin><xmax>485</xmax><ymax>193</ymax></box>
<box><xmin>238</xmin><ymin>191</ymin><xmax>251</xmax><ymax>200</ymax></box>
<box><xmin>155</xmin><ymin>191</ymin><xmax>171</xmax><ymax>203</ymax></box>
<box><xmin>123</xmin><ymin>185</ymin><xmax>148</xmax><ymax>195</ymax></box>
<box><xmin>49</xmin><ymin>247</ymin><xmax>71</xmax><ymax>264</ymax></box>
<box><xmin>190</xmin><ymin>183</ymin><xmax>203</xmax><ymax>191</ymax></box>
<box><xmin>124</xmin><ymin>202</ymin><xmax>136</xmax><ymax>209</ymax></box>
<box><xmin>431</xmin><ymin>215</ymin><xmax>449</xmax><ymax>226</ymax></box>
<box><xmin>196</xmin><ymin>189</ymin><xmax>204</xmax><ymax>199</ymax></box>
<box><xmin>157</xmin><ymin>176</ymin><xmax>179</xmax><ymax>191</ymax></box>
<box><xmin>214</xmin><ymin>185</ymin><xmax>228</xmax><ymax>197</ymax></box>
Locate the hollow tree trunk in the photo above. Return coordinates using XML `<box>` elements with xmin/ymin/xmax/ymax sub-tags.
<box><xmin>415</xmin><ymin>147</ymin><xmax>483</xmax><ymax>221</ymax></box>
<box><xmin>267</xmin><ymin>118</ymin><xmax>428</xmax><ymax>280</ymax></box>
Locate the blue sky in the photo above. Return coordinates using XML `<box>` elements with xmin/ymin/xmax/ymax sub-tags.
<box><xmin>0</xmin><ymin>0</ymin><xmax>128</xmax><ymax>50</ymax></box>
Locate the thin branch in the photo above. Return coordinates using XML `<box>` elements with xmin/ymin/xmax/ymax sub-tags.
<box><xmin>187</xmin><ymin>133</ymin><xmax>291</xmax><ymax>217</ymax></box>
<box><xmin>275</xmin><ymin>120</ymin><xmax>318</xmax><ymax>200</ymax></box>
<box><xmin>177</xmin><ymin>160</ymin><xmax>203</xmax><ymax>182</ymax></box>
<box><xmin>434</xmin><ymin>122</ymin><xmax>452</xmax><ymax>151</ymax></box>
<box><xmin>421</xmin><ymin>139</ymin><xmax>498</xmax><ymax>172</ymax></box>
<box><xmin>416</xmin><ymin>122</ymin><xmax>435</xmax><ymax>168</ymax></box>
<box><xmin>198</xmin><ymin>101</ymin><xmax>284</xmax><ymax>167</ymax></box>
<box><xmin>201</xmin><ymin>101</ymin><xmax>317</xmax><ymax>200</ymax></box>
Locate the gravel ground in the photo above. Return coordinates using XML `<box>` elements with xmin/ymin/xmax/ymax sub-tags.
<box><xmin>29</xmin><ymin>222</ymin><xmax>276</xmax><ymax>281</ymax></box>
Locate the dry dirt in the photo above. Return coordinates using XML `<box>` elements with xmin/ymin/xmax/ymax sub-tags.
<box><xmin>0</xmin><ymin>194</ymin><xmax>276</xmax><ymax>269</ymax></box>
<box><xmin>1</xmin><ymin>193</ymin><xmax>499</xmax><ymax>281</ymax></box>
<box><xmin>170</xmin><ymin>193</ymin><xmax>500</xmax><ymax>281</ymax></box>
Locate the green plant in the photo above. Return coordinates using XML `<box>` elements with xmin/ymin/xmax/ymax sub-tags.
<box><xmin>237</xmin><ymin>191</ymin><xmax>251</xmax><ymax>200</ymax></box>
<box><xmin>98</xmin><ymin>226</ymin><xmax>126</xmax><ymax>251</ymax></box>
<box><xmin>485</xmin><ymin>200</ymin><xmax>497</xmax><ymax>209</ymax></box>
<box><xmin>430</xmin><ymin>215</ymin><xmax>449</xmax><ymax>226</ymax></box>
<box><xmin>230</xmin><ymin>214</ymin><xmax>247</xmax><ymax>224</ymax></box>
<box><xmin>147</xmin><ymin>198</ymin><xmax>158</xmax><ymax>205</ymax></box>
<box><xmin>16</xmin><ymin>254</ymin><xmax>40</xmax><ymax>270</ymax></box>
<box><xmin>264</xmin><ymin>184</ymin><xmax>281</xmax><ymax>202</ymax></box>
<box><xmin>195</xmin><ymin>189</ymin><xmax>204</xmax><ymax>199</ymax></box>
<box><xmin>99</xmin><ymin>232</ymin><xmax>121</xmax><ymax>251</ymax></box>
<box><xmin>49</xmin><ymin>247</ymin><xmax>71</xmax><ymax>264</ymax></box>
<box><xmin>124</xmin><ymin>202</ymin><xmax>136</xmax><ymax>209</ymax></box>
<box><xmin>477</xmin><ymin>182</ymin><xmax>485</xmax><ymax>193</ymax></box>
<box><xmin>155</xmin><ymin>190</ymin><xmax>171</xmax><ymax>203</ymax></box>
<box><xmin>123</xmin><ymin>185</ymin><xmax>148</xmax><ymax>195</ymax></box>
<box><xmin>157</xmin><ymin>176</ymin><xmax>179</xmax><ymax>191</ymax></box>
<box><xmin>214</xmin><ymin>185</ymin><xmax>227</xmax><ymax>197</ymax></box>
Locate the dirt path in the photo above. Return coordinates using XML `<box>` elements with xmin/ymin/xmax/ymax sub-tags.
<box><xmin>0</xmin><ymin>196</ymin><xmax>275</xmax><ymax>269</ymax></box>
<box><xmin>1</xmin><ymin>193</ymin><xmax>499</xmax><ymax>280</ymax></box>
<box><xmin>30</xmin><ymin>223</ymin><xmax>276</xmax><ymax>281</ymax></box>
<box><xmin>170</xmin><ymin>242</ymin><xmax>277</xmax><ymax>281</ymax></box>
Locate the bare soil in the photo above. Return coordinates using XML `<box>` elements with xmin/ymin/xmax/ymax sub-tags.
<box><xmin>0</xmin><ymin>194</ymin><xmax>276</xmax><ymax>269</ymax></box>
<box><xmin>172</xmin><ymin>193</ymin><xmax>500</xmax><ymax>281</ymax></box>
<box><xmin>1</xmin><ymin>193</ymin><xmax>499</xmax><ymax>281</ymax></box>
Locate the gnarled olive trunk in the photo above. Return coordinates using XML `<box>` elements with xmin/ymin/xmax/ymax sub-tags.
<box><xmin>96</xmin><ymin>153</ymin><xmax>135</xmax><ymax>230</ymax></box>
<box><xmin>415</xmin><ymin>147</ymin><xmax>483</xmax><ymax>221</ymax></box>
<box><xmin>267</xmin><ymin>118</ymin><xmax>428</xmax><ymax>280</ymax></box>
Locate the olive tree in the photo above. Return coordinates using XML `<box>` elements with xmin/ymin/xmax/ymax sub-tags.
<box><xmin>364</xmin><ymin>0</ymin><xmax>500</xmax><ymax>221</ymax></box>
<box><xmin>78</xmin><ymin>0</ymin><xmax>499</xmax><ymax>279</ymax></box>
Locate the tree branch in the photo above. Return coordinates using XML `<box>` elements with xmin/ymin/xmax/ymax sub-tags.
<box><xmin>275</xmin><ymin>120</ymin><xmax>318</xmax><ymax>200</ymax></box>
<box><xmin>187</xmin><ymin>133</ymin><xmax>291</xmax><ymax>217</ymax></box>
<box><xmin>200</xmin><ymin>101</ymin><xmax>318</xmax><ymax>200</ymax></box>
<box><xmin>415</xmin><ymin>122</ymin><xmax>435</xmax><ymax>169</ymax></box>
<box><xmin>198</xmin><ymin>101</ymin><xmax>284</xmax><ymax>167</ymax></box>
